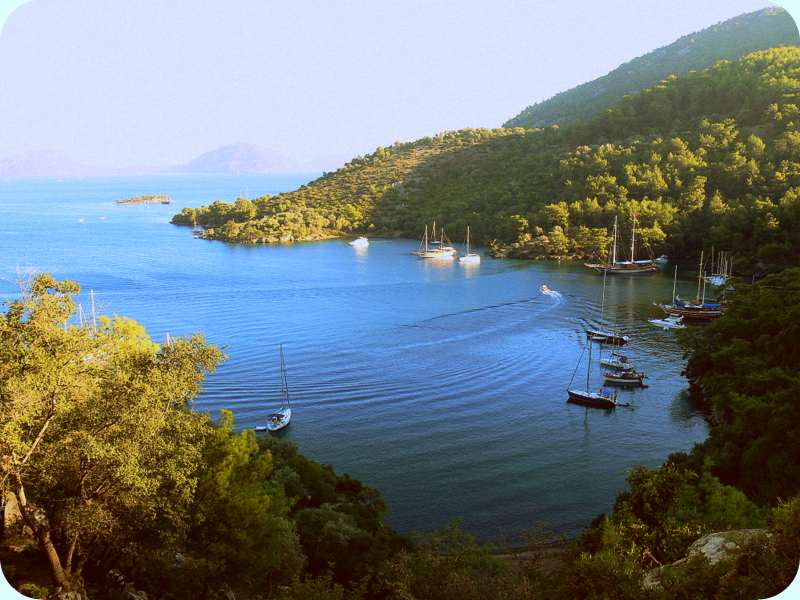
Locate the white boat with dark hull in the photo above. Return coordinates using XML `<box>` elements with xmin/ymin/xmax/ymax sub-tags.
<box><xmin>585</xmin><ymin>270</ymin><xmax>630</xmax><ymax>346</ymax></box>
<box><xmin>567</xmin><ymin>340</ymin><xmax>629</xmax><ymax>409</ymax></box>
<box><xmin>586</xmin><ymin>328</ymin><xmax>630</xmax><ymax>345</ymax></box>
<box><xmin>585</xmin><ymin>215</ymin><xmax>658</xmax><ymax>274</ymax></box>
<box><xmin>255</xmin><ymin>345</ymin><xmax>292</xmax><ymax>432</ymax></box>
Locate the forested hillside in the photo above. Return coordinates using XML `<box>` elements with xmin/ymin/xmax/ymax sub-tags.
<box><xmin>175</xmin><ymin>46</ymin><xmax>800</xmax><ymax>277</ymax></box>
<box><xmin>504</xmin><ymin>7</ymin><xmax>798</xmax><ymax>129</ymax></box>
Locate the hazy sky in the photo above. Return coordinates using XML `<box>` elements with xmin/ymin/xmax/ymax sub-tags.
<box><xmin>0</xmin><ymin>0</ymin><xmax>794</xmax><ymax>169</ymax></box>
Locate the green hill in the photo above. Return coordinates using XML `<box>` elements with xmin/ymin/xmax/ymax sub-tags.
<box><xmin>504</xmin><ymin>7</ymin><xmax>798</xmax><ymax>129</ymax></box>
<box><xmin>175</xmin><ymin>46</ymin><xmax>800</xmax><ymax>277</ymax></box>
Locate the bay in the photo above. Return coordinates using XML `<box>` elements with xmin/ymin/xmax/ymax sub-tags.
<box><xmin>0</xmin><ymin>173</ymin><xmax>709</xmax><ymax>542</ymax></box>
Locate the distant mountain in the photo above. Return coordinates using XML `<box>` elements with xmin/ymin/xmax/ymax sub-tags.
<box><xmin>0</xmin><ymin>144</ymin><xmax>344</xmax><ymax>177</ymax></box>
<box><xmin>504</xmin><ymin>7</ymin><xmax>799</xmax><ymax>129</ymax></box>
<box><xmin>162</xmin><ymin>143</ymin><xmax>300</xmax><ymax>174</ymax></box>
<box><xmin>0</xmin><ymin>150</ymin><xmax>116</xmax><ymax>177</ymax></box>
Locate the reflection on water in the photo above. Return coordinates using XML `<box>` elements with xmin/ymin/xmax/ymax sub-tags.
<box><xmin>0</xmin><ymin>174</ymin><xmax>710</xmax><ymax>542</ymax></box>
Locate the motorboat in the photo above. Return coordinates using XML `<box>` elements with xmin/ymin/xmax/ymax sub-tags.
<box><xmin>349</xmin><ymin>236</ymin><xmax>369</xmax><ymax>248</ymax></box>
<box><xmin>648</xmin><ymin>315</ymin><xmax>685</xmax><ymax>330</ymax></box>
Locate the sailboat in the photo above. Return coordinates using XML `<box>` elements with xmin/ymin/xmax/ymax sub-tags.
<box><xmin>703</xmin><ymin>247</ymin><xmax>732</xmax><ymax>286</ymax></box>
<box><xmin>649</xmin><ymin>265</ymin><xmax>686</xmax><ymax>329</ymax></box>
<box><xmin>656</xmin><ymin>253</ymin><xmax>724</xmax><ymax>321</ymax></box>
<box><xmin>585</xmin><ymin>270</ymin><xmax>630</xmax><ymax>345</ymax></box>
<box><xmin>600</xmin><ymin>351</ymin><xmax>634</xmax><ymax>370</ymax></box>
<box><xmin>567</xmin><ymin>341</ymin><xmax>629</xmax><ymax>408</ymax></box>
<box><xmin>413</xmin><ymin>222</ymin><xmax>458</xmax><ymax>259</ymax></box>
<box><xmin>458</xmin><ymin>226</ymin><xmax>481</xmax><ymax>264</ymax></box>
<box><xmin>255</xmin><ymin>345</ymin><xmax>292</xmax><ymax>432</ymax></box>
<box><xmin>585</xmin><ymin>215</ymin><xmax>658</xmax><ymax>274</ymax></box>
<box><xmin>603</xmin><ymin>367</ymin><xmax>646</xmax><ymax>386</ymax></box>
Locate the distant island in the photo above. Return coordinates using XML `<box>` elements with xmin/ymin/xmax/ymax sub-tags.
<box><xmin>116</xmin><ymin>194</ymin><xmax>171</xmax><ymax>204</ymax></box>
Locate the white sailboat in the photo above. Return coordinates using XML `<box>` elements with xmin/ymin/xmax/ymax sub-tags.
<box><xmin>458</xmin><ymin>226</ymin><xmax>481</xmax><ymax>264</ymax></box>
<box><xmin>255</xmin><ymin>345</ymin><xmax>292</xmax><ymax>432</ymax></box>
<box><xmin>413</xmin><ymin>222</ymin><xmax>458</xmax><ymax>259</ymax></box>
<box><xmin>600</xmin><ymin>351</ymin><xmax>634</xmax><ymax>370</ymax></box>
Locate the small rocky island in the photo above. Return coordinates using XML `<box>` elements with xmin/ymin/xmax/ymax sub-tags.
<box><xmin>116</xmin><ymin>195</ymin><xmax>171</xmax><ymax>204</ymax></box>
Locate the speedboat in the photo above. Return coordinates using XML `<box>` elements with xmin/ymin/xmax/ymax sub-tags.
<box><xmin>349</xmin><ymin>236</ymin><xmax>369</xmax><ymax>248</ymax></box>
<box><xmin>648</xmin><ymin>315</ymin><xmax>685</xmax><ymax>330</ymax></box>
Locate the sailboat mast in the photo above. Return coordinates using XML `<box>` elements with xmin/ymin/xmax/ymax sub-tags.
<box><xmin>586</xmin><ymin>340</ymin><xmax>593</xmax><ymax>392</ymax></box>
<box><xmin>630</xmin><ymin>214</ymin><xmax>637</xmax><ymax>263</ymax></box>
<box><xmin>696</xmin><ymin>251</ymin><xmax>704</xmax><ymax>302</ymax></box>
<box><xmin>280</xmin><ymin>344</ymin><xmax>290</xmax><ymax>408</ymax></box>
<box><xmin>672</xmin><ymin>265</ymin><xmax>678</xmax><ymax>304</ymax></box>
<box><xmin>611</xmin><ymin>216</ymin><xmax>618</xmax><ymax>265</ymax></box>
<box><xmin>600</xmin><ymin>269</ymin><xmax>607</xmax><ymax>329</ymax></box>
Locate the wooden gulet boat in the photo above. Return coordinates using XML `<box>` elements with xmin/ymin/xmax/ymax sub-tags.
<box><xmin>585</xmin><ymin>215</ymin><xmax>658</xmax><ymax>275</ymax></box>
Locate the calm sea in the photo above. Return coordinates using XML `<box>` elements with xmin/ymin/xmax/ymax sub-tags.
<box><xmin>0</xmin><ymin>173</ymin><xmax>709</xmax><ymax>542</ymax></box>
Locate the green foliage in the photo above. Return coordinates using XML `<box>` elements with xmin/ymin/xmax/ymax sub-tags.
<box><xmin>379</xmin><ymin>518</ymin><xmax>512</xmax><ymax>600</ymax></box>
<box><xmin>256</xmin><ymin>435</ymin><xmax>412</xmax><ymax>588</ymax></box>
<box><xmin>0</xmin><ymin>273</ymin><xmax>225</xmax><ymax>593</ymax></box>
<box><xmin>558</xmin><ymin>462</ymin><xmax>764</xmax><ymax>600</ymax></box>
<box><xmin>138</xmin><ymin>410</ymin><xmax>298</xmax><ymax>599</ymax></box>
<box><xmin>680</xmin><ymin>267</ymin><xmax>800</xmax><ymax>504</ymax></box>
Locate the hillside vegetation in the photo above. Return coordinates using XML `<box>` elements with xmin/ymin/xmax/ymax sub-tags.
<box><xmin>504</xmin><ymin>7</ymin><xmax>798</xmax><ymax>129</ymax></box>
<box><xmin>175</xmin><ymin>46</ymin><xmax>800</xmax><ymax>277</ymax></box>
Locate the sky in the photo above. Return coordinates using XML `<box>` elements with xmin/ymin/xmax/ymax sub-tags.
<box><xmin>0</xmin><ymin>0</ymin><xmax>795</xmax><ymax>170</ymax></box>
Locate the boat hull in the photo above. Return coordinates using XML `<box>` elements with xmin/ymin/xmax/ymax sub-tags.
<box><xmin>585</xmin><ymin>262</ymin><xmax>658</xmax><ymax>275</ymax></box>
<box><xmin>603</xmin><ymin>371</ymin><xmax>645</xmax><ymax>385</ymax></box>
<box><xmin>600</xmin><ymin>357</ymin><xmax>633</xmax><ymax>369</ymax></box>
<box><xmin>459</xmin><ymin>254</ymin><xmax>480</xmax><ymax>264</ymax></box>
<box><xmin>567</xmin><ymin>389</ymin><xmax>623</xmax><ymax>409</ymax></box>
<box><xmin>661</xmin><ymin>304</ymin><xmax>723</xmax><ymax>320</ymax></box>
<box><xmin>585</xmin><ymin>329</ymin><xmax>629</xmax><ymax>345</ymax></box>
<box><xmin>263</xmin><ymin>407</ymin><xmax>291</xmax><ymax>431</ymax></box>
<box><xmin>648</xmin><ymin>316</ymin><xmax>685</xmax><ymax>329</ymax></box>
<box><xmin>417</xmin><ymin>249</ymin><xmax>457</xmax><ymax>259</ymax></box>
<box><xmin>348</xmin><ymin>237</ymin><xmax>369</xmax><ymax>248</ymax></box>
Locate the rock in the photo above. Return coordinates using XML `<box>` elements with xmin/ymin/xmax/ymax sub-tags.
<box><xmin>643</xmin><ymin>529</ymin><xmax>771</xmax><ymax>590</ymax></box>
<box><xmin>54</xmin><ymin>592</ymin><xmax>90</xmax><ymax>600</ymax></box>
<box><xmin>685</xmin><ymin>529</ymin><xmax>769</xmax><ymax>565</ymax></box>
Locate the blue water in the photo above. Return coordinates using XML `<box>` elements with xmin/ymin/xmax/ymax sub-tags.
<box><xmin>0</xmin><ymin>174</ymin><xmax>709</xmax><ymax>542</ymax></box>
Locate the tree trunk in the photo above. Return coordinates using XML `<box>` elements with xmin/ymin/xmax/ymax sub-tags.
<box><xmin>10</xmin><ymin>474</ymin><xmax>74</xmax><ymax>591</ymax></box>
